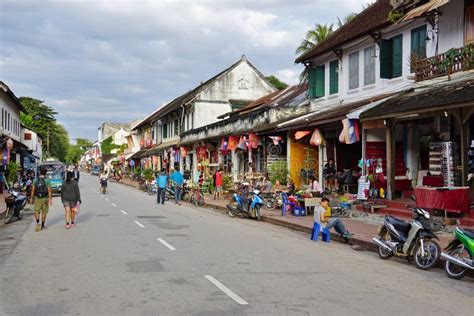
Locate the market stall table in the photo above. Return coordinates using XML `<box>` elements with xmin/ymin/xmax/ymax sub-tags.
<box><xmin>414</xmin><ymin>187</ymin><xmax>470</xmax><ymax>216</ymax></box>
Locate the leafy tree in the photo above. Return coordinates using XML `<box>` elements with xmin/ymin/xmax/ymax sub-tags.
<box><xmin>76</xmin><ymin>138</ymin><xmax>93</xmax><ymax>151</ymax></box>
<box><xmin>268</xmin><ymin>161</ymin><xmax>289</xmax><ymax>185</ymax></box>
<box><xmin>295</xmin><ymin>24</ymin><xmax>334</xmax><ymax>82</ymax></box>
<box><xmin>19</xmin><ymin>97</ymin><xmax>69</xmax><ymax>161</ymax></box>
<box><xmin>265</xmin><ymin>75</ymin><xmax>289</xmax><ymax>90</ymax></box>
<box><xmin>101</xmin><ymin>136</ymin><xmax>120</xmax><ymax>155</ymax></box>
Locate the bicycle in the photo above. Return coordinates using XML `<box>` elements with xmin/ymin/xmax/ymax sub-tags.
<box><xmin>189</xmin><ymin>187</ymin><xmax>205</xmax><ymax>207</ymax></box>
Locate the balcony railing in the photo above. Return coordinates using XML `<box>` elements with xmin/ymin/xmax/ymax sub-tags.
<box><xmin>415</xmin><ymin>45</ymin><xmax>474</xmax><ymax>82</ymax></box>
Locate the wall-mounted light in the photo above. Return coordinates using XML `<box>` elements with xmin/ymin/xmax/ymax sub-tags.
<box><xmin>425</xmin><ymin>29</ymin><xmax>436</xmax><ymax>42</ymax></box>
<box><xmin>383</xmin><ymin>120</ymin><xmax>387</xmax><ymax>126</ymax></box>
<box><xmin>444</xmin><ymin>111</ymin><xmax>448</xmax><ymax>117</ymax></box>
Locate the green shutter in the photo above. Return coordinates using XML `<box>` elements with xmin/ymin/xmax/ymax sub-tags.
<box><xmin>315</xmin><ymin>65</ymin><xmax>325</xmax><ymax>98</ymax></box>
<box><xmin>380</xmin><ymin>39</ymin><xmax>393</xmax><ymax>79</ymax></box>
<box><xmin>392</xmin><ymin>34</ymin><xmax>403</xmax><ymax>78</ymax></box>
<box><xmin>411</xmin><ymin>25</ymin><xmax>426</xmax><ymax>60</ymax></box>
<box><xmin>308</xmin><ymin>68</ymin><xmax>317</xmax><ymax>99</ymax></box>
<box><xmin>329</xmin><ymin>60</ymin><xmax>338</xmax><ymax>95</ymax></box>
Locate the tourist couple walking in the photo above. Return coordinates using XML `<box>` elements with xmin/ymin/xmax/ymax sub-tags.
<box><xmin>30</xmin><ymin>168</ymin><xmax>82</xmax><ymax>231</ymax></box>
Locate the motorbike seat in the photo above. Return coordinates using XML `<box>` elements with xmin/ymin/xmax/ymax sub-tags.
<box><xmin>460</xmin><ymin>228</ymin><xmax>474</xmax><ymax>239</ymax></box>
<box><xmin>386</xmin><ymin>216</ymin><xmax>410</xmax><ymax>230</ymax></box>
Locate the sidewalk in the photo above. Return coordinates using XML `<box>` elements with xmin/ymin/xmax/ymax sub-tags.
<box><xmin>202</xmin><ymin>194</ymin><xmax>452</xmax><ymax>251</ymax></box>
<box><xmin>114</xmin><ymin>177</ymin><xmax>453</xmax><ymax>252</ymax></box>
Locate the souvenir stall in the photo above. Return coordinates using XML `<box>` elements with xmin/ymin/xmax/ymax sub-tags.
<box><xmin>289</xmin><ymin>129</ymin><xmax>320</xmax><ymax>188</ymax></box>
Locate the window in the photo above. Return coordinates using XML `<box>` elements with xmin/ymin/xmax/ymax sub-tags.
<box><xmin>465</xmin><ymin>2</ymin><xmax>474</xmax><ymax>44</ymax></box>
<box><xmin>162</xmin><ymin>123</ymin><xmax>168</xmax><ymax>139</ymax></box>
<box><xmin>174</xmin><ymin>119</ymin><xmax>179</xmax><ymax>136</ymax></box>
<box><xmin>24</xmin><ymin>133</ymin><xmax>32</xmax><ymax>140</ymax></box>
<box><xmin>8</xmin><ymin>113</ymin><xmax>10</xmax><ymax>131</ymax></box>
<box><xmin>1</xmin><ymin>109</ymin><xmax>3</xmax><ymax>128</ymax></box>
<box><xmin>364</xmin><ymin>46</ymin><xmax>376</xmax><ymax>85</ymax></box>
<box><xmin>329</xmin><ymin>60</ymin><xmax>339</xmax><ymax>95</ymax></box>
<box><xmin>349</xmin><ymin>51</ymin><xmax>359</xmax><ymax>90</ymax></box>
<box><xmin>380</xmin><ymin>34</ymin><xmax>403</xmax><ymax>79</ymax></box>
<box><xmin>308</xmin><ymin>65</ymin><xmax>325</xmax><ymax>98</ymax></box>
<box><xmin>411</xmin><ymin>25</ymin><xmax>427</xmax><ymax>70</ymax></box>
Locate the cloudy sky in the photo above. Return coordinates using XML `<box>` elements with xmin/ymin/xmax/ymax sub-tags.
<box><xmin>0</xmin><ymin>0</ymin><xmax>371</xmax><ymax>142</ymax></box>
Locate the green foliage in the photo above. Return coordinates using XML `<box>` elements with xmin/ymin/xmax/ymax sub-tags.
<box><xmin>142</xmin><ymin>168</ymin><xmax>154</xmax><ymax>181</ymax></box>
<box><xmin>268</xmin><ymin>161</ymin><xmax>289</xmax><ymax>185</ymax></box>
<box><xmin>19</xmin><ymin>97</ymin><xmax>69</xmax><ymax>161</ymax></box>
<box><xmin>100</xmin><ymin>136</ymin><xmax>120</xmax><ymax>155</ymax></box>
<box><xmin>223</xmin><ymin>175</ymin><xmax>233</xmax><ymax>192</ymax></box>
<box><xmin>134</xmin><ymin>167</ymin><xmax>142</xmax><ymax>176</ymax></box>
<box><xmin>265</xmin><ymin>75</ymin><xmax>289</xmax><ymax>90</ymax></box>
<box><xmin>388</xmin><ymin>10</ymin><xmax>404</xmax><ymax>23</ymax></box>
<box><xmin>66</xmin><ymin>138</ymin><xmax>93</xmax><ymax>165</ymax></box>
<box><xmin>6</xmin><ymin>162</ymin><xmax>20</xmax><ymax>185</ymax></box>
<box><xmin>296</xmin><ymin>23</ymin><xmax>334</xmax><ymax>82</ymax></box>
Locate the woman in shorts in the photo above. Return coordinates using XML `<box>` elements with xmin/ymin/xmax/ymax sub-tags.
<box><xmin>61</xmin><ymin>171</ymin><xmax>82</xmax><ymax>229</ymax></box>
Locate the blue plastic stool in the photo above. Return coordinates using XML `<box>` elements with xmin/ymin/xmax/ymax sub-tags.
<box><xmin>311</xmin><ymin>222</ymin><xmax>321</xmax><ymax>241</ymax></box>
<box><xmin>321</xmin><ymin>228</ymin><xmax>331</xmax><ymax>243</ymax></box>
<box><xmin>311</xmin><ymin>223</ymin><xmax>330</xmax><ymax>243</ymax></box>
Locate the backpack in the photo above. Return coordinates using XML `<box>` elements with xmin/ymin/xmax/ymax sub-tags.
<box><xmin>35</xmin><ymin>178</ymin><xmax>48</xmax><ymax>198</ymax></box>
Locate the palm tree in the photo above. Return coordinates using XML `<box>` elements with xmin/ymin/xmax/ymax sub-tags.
<box><xmin>296</xmin><ymin>23</ymin><xmax>334</xmax><ymax>82</ymax></box>
<box><xmin>336</xmin><ymin>13</ymin><xmax>357</xmax><ymax>28</ymax></box>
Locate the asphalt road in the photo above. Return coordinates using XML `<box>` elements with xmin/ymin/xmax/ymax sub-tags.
<box><xmin>0</xmin><ymin>173</ymin><xmax>472</xmax><ymax>316</ymax></box>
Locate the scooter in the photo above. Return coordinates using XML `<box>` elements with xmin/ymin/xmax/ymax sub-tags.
<box><xmin>441</xmin><ymin>227</ymin><xmax>474</xmax><ymax>279</ymax></box>
<box><xmin>372</xmin><ymin>206</ymin><xmax>441</xmax><ymax>270</ymax></box>
<box><xmin>4</xmin><ymin>185</ymin><xmax>28</xmax><ymax>224</ymax></box>
<box><xmin>227</xmin><ymin>189</ymin><xmax>263</xmax><ymax>221</ymax></box>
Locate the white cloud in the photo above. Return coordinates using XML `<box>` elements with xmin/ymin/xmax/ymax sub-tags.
<box><xmin>1</xmin><ymin>0</ymin><xmax>371</xmax><ymax>140</ymax></box>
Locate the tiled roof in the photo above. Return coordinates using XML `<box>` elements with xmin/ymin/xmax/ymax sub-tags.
<box><xmin>295</xmin><ymin>0</ymin><xmax>393</xmax><ymax>64</ymax></box>
<box><xmin>360</xmin><ymin>76</ymin><xmax>474</xmax><ymax>120</ymax></box>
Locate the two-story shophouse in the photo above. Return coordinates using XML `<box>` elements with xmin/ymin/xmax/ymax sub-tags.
<box><xmin>284</xmin><ymin>0</ymin><xmax>471</xmax><ymax>202</ymax></box>
<box><xmin>132</xmin><ymin>55</ymin><xmax>276</xmax><ymax>179</ymax></box>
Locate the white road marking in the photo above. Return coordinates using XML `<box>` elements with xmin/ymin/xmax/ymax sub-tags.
<box><xmin>204</xmin><ymin>275</ymin><xmax>248</xmax><ymax>305</ymax></box>
<box><xmin>111</xmin><ymin>203</ymin><xmax>117</xmax><ymax>207</ymax></box>
<box><xmin>105</xmin><ymin>198</ymin><xmax>110</xmax><ymax>202</ymax></box>
<box><xmin>134</xmin><ymin>220</ymin><xmax>145</xmax><ymax>228</ymax></box>
<box><xmin>157</xmin><ymin>238</ymin><xmax>176</xmax><ymax>251</ymax></box>
<box><xmin>120</xmin><ymin>210</ymin><xmax>128</xmax><ymax>215</ymax></box>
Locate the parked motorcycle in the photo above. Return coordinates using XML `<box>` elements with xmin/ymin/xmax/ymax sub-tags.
<box><xmin>441</xmin><ymin>227</ymin><xmax>474</xmax><ymax>279</ymax></box>
<box><xmin>372</xmin><ymin>206</ymin><xmax>442</xmax><ymax>270</ymax></box>
<box><xmin>227</xmin><ymin>189</ymin><xmax>263</xmax><ymax>221</ymax></box>
<box><xmin>4</xmin><ymin>187</ymin><xmax>28</xmax><ymax>224</ymax></box>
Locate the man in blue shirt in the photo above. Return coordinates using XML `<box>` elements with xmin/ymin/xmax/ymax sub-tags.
<box><xmin>156</xmin><ymin>169</ymin><xmax>168</xmax><ymax>205</ymax></box>
<box><xmin>170</xmin><ymin>168</ymin><xmax>184</xmax><ymax>205</ymax></box>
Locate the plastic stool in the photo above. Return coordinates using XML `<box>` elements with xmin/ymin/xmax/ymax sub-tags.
<box><xmin>321</xmin><ymin>228</ymin><xmax>330</xmax><ymax>243</ymax></box>
<box><xmin>311</xmin><ymin>222</ymin><xmax>321</xmax><ymax>241</ymax></box>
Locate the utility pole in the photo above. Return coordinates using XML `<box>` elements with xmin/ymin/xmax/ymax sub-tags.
<box><xmin>47</xmin><ymin>124</ymin><xmax>50</xmax><ymax>157</ymax></box>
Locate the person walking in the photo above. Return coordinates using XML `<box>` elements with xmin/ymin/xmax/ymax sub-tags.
<box><xmin>314</xmin><ymin>198</ymin><xmax>353</xmax><ymax>238</ymax></box>
<box><xmin>157</xmin><ymin>169</ymin><xmax>168</xmax><ymax>204</ymax></box>
<box><xmin>30</xmin><ymin>168</ymin><xmax>52</xmax><ymax>232</ymax></box>
<box><xmin>73</xmin><ymin>165</ymin><xmax>80</xmax><ymax>182</ymax></box>
<box><xmin>213</xmin><ymin>169</ymin><xmax>223</xmax><ymax>200</ymax></box>
<box><xmin>170</xmin><ymin>168</ymin><xmax>184</xmax><ymax>205</ymax></box>
<box><xmin>61</xmin><ymin>171</ymin><xmax>82</xmax><ymax>229</ymax></box>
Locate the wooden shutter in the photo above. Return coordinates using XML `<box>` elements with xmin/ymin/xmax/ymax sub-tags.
<box><xmin>315</xmin><ymin>65</ymin><xmax>325</xmax><ymax>98</ymax></box>
<box><xmin>349</xmin><ymin>52</ymin><xmax>359</xmax><ymax>90</ymax></box>
<box><xmin>329</xmin><ymin>60</ymin><xmax>338</xmax><ymax>95</ymax></box>
<box><xmin>392</xmin><ymin>35</ymin><xmax>403</xmax><ymax>78</ymax></box>
<box><xmin>308</xmin><ymin>68</ymin><xmax>317</xmax><ymax>99</ymax></box>
<box><xmin>380</xmin><ymin>39</ymin><xmax>393</xmax><ymax>79</ymax></box>
<box><xmin>364</xmin><ymin>46</ymin><xmax>375</xmax><ymax>85</ymax></box>
<box><xmin>465</xmin><ymin>4</ymin><xmax>474</xmax><ymax>44</ymax></box>
<box><xmin>411</xmin><ymin>25</ymin><xmax>426</xmax><ymax>59</ymax></box>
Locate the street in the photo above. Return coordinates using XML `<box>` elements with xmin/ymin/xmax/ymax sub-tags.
<box><xmin>0</xmin><ymin>173</ymin><xmax>472</xmax><ymax>316</ymax></box>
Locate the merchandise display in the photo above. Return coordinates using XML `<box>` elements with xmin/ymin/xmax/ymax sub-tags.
<box><xmin>429</xmin><ymin>142</ymin><xmax>460</xmax><ymax>186</ymax></box>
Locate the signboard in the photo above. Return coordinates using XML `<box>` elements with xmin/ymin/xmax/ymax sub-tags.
<box><xmin>357</xmin><ymin>176</ymin><xmax>370</xmax><ymax>200</ymax></box>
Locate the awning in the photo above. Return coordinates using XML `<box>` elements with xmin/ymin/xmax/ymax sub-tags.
<box><xmin>127</xmin><ymin>149</ymin><xmax>148</xmax><ymax>160</ymax></box>
<box><xmin>401</xmin><ymin>0</ymin><xmax>450</xmax><ymax>22</ymax></box>
<box><xmin>346</xmin><ymin>96</ymin><xmax>397</xmax><ymax>119</ymax></box>
<box><xmin>144</xmin><ymin>139</ymin><xmax>179</xmax><ymax>156</ymax></box>
<box><xmin>124</xmin><ymin>152</ymin><xmax>136</xmax><ymax>160</ymax></box>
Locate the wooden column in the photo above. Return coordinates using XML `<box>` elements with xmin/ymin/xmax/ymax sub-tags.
<box><xmin>361</xmin><ymin>127</ymin><xmax>367</xmax><ymax>176</ymax></box>
<box><xmin>386</xmin><ymin>119</ymin><xmax>395</xmax><ymax>200</ymax></box>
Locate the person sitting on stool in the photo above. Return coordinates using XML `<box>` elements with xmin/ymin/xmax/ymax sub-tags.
<box><xmin>314</xmin><ymin>198</ymin><xmax>353</xmax><ymax>238</ymax></box>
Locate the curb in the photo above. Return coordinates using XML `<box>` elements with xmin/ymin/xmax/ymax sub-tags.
<box><xmin>116</xmin><ymin>180</ymin><xmax>379</xmax><ymax>252</ymax></box>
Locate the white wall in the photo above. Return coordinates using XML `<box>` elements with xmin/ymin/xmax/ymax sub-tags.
<box><xmin>193</xmin><ymin>101</ymin><xmax>232</xmax><ymax>129</ymax></box>
<box><xmin>309</xmin><ymin>1</ymin><xmax>465</xmax><ymax>110</ymax></box>
<box><xmin>0</xmin><ymin>91</ymin><xmax>22</xmax><ymax>142</ymax></box>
